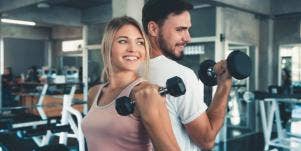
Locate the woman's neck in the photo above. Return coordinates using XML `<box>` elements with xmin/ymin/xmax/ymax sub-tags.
<box><xmin>107</xmin><ymin>71</ymin><xmax>138</xmax><ymax>90</ymax></box>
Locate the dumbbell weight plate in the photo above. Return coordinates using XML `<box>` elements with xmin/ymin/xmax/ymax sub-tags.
<box><xmin>115</xmin><ymin>96</ymin><xmax>134</xmax><ymax>116</ymax></box>
<box><xmin>227</xmin><ymin>50</ymin><xmax>252</xmax><ymax>79</ymax></box>
<box><xmin>166</xmin><ymin>76</ymin><xmax>186</xmax><ymax>97</ymax></box>
<box><xmin>198</xmin><ymin>60</ymin><xmax>217</xmax><ymax>86</ymax></box>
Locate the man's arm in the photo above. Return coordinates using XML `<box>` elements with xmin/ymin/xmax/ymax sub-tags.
<box><xmin>185</xmin><ymin>60</ymin><xmax>232</xmax><ymax>150</ymax></box>
<box><xmin>133</xmin><ymin>82</ymin><xmax>180</xmax><ymax>151</ymax></box>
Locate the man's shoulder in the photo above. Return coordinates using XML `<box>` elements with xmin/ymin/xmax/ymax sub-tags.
<box><xmin>150</xmin><ymin>56</ymin><xmax>194</xmax><ymax>73</ymax></box>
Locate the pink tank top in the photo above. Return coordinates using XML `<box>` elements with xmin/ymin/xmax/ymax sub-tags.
<box><xmin>81</xmin><ymin>78</ymin><xmax>153</xmax><ymax>151</ymax></box>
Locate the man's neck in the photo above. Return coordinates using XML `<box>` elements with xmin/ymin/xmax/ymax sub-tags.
<box><xmin>149</xmin><ymin>36</ymin><xmax>163</xmax><ymax>58</ymax></box>
<box><xmin>150</xmin><ymin>48</ymin><xmax>163</xmax><ymax>58</ymax></box>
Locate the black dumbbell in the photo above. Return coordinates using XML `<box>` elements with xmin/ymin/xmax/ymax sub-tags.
<box><xmin>198</xmin><ymin>50</ymin><xmax>252</xmax><ymax>86</ymax></box>
<box><xmin>115</xmin><ymin>76</ymin><xmax>186</xmax><ymax>116</ymax></box>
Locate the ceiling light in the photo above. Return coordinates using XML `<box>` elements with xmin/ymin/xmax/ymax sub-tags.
<box><xmin>1</xmin><ymin>18</ymin><xmax>36</xmax><ymax>26</ymax></box>
<box><xmin>37</xmin><ymin>2</ymin><xmax>50</xmax><ymax>8</ymax></box>
<box><xmin>193</xmin><ymin>4</ymin><xmax>211</xmax><ymax>9</ymax></box>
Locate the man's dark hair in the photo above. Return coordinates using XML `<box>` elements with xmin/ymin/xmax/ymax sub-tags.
<box><xmin>142</xmin><ymin>0</ymin><xmax>193</xmax><ymax>33</ymax></box>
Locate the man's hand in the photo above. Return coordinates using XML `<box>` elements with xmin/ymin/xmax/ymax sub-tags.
<box><xmin>214</xmin><ymin>60</ymin><xmax>232</xmax><ymax>87</ymax></box>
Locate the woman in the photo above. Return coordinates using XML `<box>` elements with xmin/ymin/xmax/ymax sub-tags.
<box><xmin>81</xmin><ymin>16</ymin><xmax>179</xmax><ymax>151</ymax></box>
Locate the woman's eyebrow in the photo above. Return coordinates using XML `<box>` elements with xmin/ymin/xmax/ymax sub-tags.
<box><xmin>116</xmin><ymin>36</ymin><xmax>128</xmax><ymax>39</ymax></box>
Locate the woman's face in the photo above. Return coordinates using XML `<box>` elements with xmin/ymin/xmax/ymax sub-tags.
<box><xmin>111</xmin><ymin>24</ymin><xmax>146</xmax><ymax>73</ymax></box>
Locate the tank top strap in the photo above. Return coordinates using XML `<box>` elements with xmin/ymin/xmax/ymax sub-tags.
<box><xmin>92</xmin><ymin>78</ymin><xmax>145</xmax><ymax>106</ymax></box>
<box><xmin>121</xmin><ymin>77</ymin><xmax>146</xmax><ymax>97</ymax></box>
<box><xmin>91</xmin><ymin>84</ymin><xmax>107</xmax><ymax>107</ymax></box>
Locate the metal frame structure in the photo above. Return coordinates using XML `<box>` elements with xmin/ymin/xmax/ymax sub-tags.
<box><xmin>0</xmin><ymin>21</ymin><xmax>3</xmax><ymax>109</ymax></box>
<box><xmin>82</xmin><ymin>25</ymin><xmax>88</xmax><ymax>114</ymax></box>
<box><xmin>0</xmin><ymin>83</ymin><xmax>85</xmax><ymax>151</ymax></box>
<box><xmin>58</xmin><ymin>85</ymin><xmax>85</xmax><ymax>151</ymax></box>
<box><xmin>260</xmin><ymin>98</ymin><xmax>301</xmax><ymax>151</ymax></box>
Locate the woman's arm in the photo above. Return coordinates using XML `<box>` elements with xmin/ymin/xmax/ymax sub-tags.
<box><xmin>132</xmin><ymin>82</ymin><xmax>180</xmax><ymax>151</ymax></box>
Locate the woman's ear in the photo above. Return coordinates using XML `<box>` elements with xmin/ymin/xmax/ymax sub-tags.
<box><xmin>147</xmin><ymin>21</ymin><xmax>159</xmax><ymax>37</ymax></box>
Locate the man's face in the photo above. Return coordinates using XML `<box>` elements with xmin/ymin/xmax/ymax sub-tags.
<box><xmin>157</xmin><ymin>11</ymin><xmax>191</xmax><ymax>61</ymax></box>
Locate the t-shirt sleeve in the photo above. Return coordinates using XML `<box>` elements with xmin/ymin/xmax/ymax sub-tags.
<box><xmin>176</xmin><ymin>70</ymin><xmax>208</xmax><ymax>124</ymax></box>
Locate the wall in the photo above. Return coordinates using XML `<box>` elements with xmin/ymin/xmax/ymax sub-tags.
<box><xmin>0</xmin><ymin>24</ymin><xmax>50</xmax><ymax>76</ymax></box>
<box><xmin>51</xmin><ymin>26</ymin><xmax>82</xmax><ymax>40</ymax></box>
<box><xmin>1</xmin><ymin>24</ymin><xmax>50</xmax><ymax>40</ymax></box>
<box><xmin>223</xmin><ymin>8</ymin><xmax>260</xmax><ymax>45</ymax></box>
<box><xmin>87</xmin><ymin>23</ymin><xmax>107</xmax><ymax>45</ymax></box>
<box><xmin>258</xmin><ymin>18</ymin><xmax>271</xmax><ymax>90</ymax></box>
<box><xmin>4</xmin><ymin>38</ymin><xmax>46</xmax><ymax>75</ymax></box>
<box><xmin>214</xmin><ymin>0</ymin><xmax>270</xmax><ymax>15</ymax></box>
<box><xmin>272</xmin><ymin>0</ymin><xmax>301</xmax><ymax>15</ymax></box>
<box><xmin>190</xmin><ymin>7</ymin><xmax>216</xmax><ymax>37</ymax></box>
<box><xmin>274</xmin><ymin>16</ymin><xmax>301</xmax><ymax>45</ymax></box>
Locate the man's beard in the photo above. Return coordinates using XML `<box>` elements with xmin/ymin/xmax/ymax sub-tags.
<box><xmin>158</xmin><ymin>32</ymin><xmax>184</xmax><ymax>61</ymax></box>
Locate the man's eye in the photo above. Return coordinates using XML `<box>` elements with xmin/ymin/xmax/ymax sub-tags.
<box><xmin>176</xmin><ymin>28</ymin><xmax>183</xmax><ymax>32</ymax></box>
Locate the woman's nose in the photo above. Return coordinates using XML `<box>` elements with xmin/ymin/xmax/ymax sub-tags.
<box><xmin>127</xmin><ymin>41</ymin><xmax>138</xmax><ymax>52</ymax></box>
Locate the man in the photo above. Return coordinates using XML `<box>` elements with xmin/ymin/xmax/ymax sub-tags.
<box><xmin>142</xmin><ymin>0</ymin><xmax>232</xmax><ymax>150</ymax></box>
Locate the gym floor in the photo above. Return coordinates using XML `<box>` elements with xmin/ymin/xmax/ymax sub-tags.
<box><xmin>2</xmin><ymin>121</ymin><xmax>300</xmax><ymax>151</ymax></box>
<box><xmin>0</xmin><ymin>132</ymin><xmax>264</xmax><ymax>151</ymax></box>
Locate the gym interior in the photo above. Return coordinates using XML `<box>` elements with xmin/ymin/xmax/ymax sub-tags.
<box><xmin>0</xmin><ymin>0</ymin><xmax>301</xmax><ymax>151</ymax></box>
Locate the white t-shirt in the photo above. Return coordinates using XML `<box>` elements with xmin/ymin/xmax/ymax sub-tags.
<box><xmin>148</xmin><ymin>55</ymin><xmax>208</xmax><ymax>151</ymax></box>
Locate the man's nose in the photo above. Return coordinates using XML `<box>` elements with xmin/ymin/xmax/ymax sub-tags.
<box><xmin>183</xmin><ymin>31</ymin><xmax>191</xmax><ymax>43</ymax></box>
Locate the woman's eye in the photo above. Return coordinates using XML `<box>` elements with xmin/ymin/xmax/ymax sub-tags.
<box><xmin>137</xmin><ymin>41</ymin><xmax>145</xmax><ymax>45</ymax></box>
<box><xmin>118</xmin><ymin>40</ymin><xmax>127</xmax><ymax>44</ymax></box>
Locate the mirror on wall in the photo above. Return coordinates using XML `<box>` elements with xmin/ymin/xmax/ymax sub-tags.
<box><xmin>279</xmin><ymin>44</ymin><xmax>301</xmax><ymax>93</ymax></box>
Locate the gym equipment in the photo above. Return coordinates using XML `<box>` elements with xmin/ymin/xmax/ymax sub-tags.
<box><xmin>35</xmin><ymin>144</ymin><xmax>69</xmax><ymax>151</ymax></box>
<box><xmin>115</xmin><ymin>76</ymin><xmax>186</xmax><ymax>116</ymax></box>
<box><xmin>0</xmin><ymin>118</ymin><xmax>61</xmax><ymax>134</ymax></box>
<box><xmin>0</xmin><ymin>118</ymin><xmax>70</xmax><ymax>151</ymax></box>
<box><xmin>198</xmin><ymin>50</ymin><xmax>252</xmax><ymax>86</ymax></box>
<box><xmin>257</xmin><ymin>94</ymin><xmax>301</xmax><ymax>150</ymax></box>
<box><xmin>0</xmin><ymin>99</ymin><xmax>86</xmax><ymax>112</ymax></box>
<box><xmin>17</xmin><ymin>124</ymin><xmax>70</xmax><ymax>138</ymax></box>
<box><xmin>0</xmin><ymin>83</ymin><xmax>85</xmax><ymax>151</ymax></box>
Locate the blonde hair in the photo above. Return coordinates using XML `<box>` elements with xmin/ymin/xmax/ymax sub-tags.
<box><xmin>100</xmin><ymin>16</ymin><xmax>150</xmax><ymax>82</ymax></box>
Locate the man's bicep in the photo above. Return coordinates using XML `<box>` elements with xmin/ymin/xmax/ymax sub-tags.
<box><xmin>178</xmin><ymin>73</ymin><xmax>207</xmax><ymax>124</ymax></box>
<box><xmin>184</xmin><ymin>112</ymin><xmax>211</xmax><ymax>147</ymax></box>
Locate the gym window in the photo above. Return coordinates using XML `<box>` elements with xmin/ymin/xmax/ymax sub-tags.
<box><xmin>62</xmin><ymin>40</ymin><xmax>83</xmax><ymax>52</ymax></box>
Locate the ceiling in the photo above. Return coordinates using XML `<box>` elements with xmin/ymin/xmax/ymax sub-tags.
<box><xmin>0</xmin><ymin>0</ymin><xmax>301</xmax><ymax>27</ymax></box>
<box><xmin>50</xmin><ymin>0</ymin><xmax>111</xmax><ymax>9</ymax></box>
<box><xmin>0</xmin><ymin>0</ymin><xmax>112</xmax><ymax>27</ymax></box>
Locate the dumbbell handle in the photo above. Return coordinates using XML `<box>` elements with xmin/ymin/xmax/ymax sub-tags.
<box><xmin>116</xmin><ymin>86</ymin><xmax>168</xmax><ymax>116</ymax></box>
<box><xmin>129</xmin><ymin>86</ymin><xmax>167</xmax><ymax>99</ymax></box>
<box><xmin>207</xmin><ymin>66</ymin><xmax>216</xmax><ymax>78</ymax></box>
<box><xmin>130</xmin><ymin>86</ymin><xmax>169</xmax><ymax>103</ymax></box>
<box><xmin>116</xmin><ymin>76</ymin><xmax>186</xmax><ymax>116</ymax></box>
<box><xmin>158</xmin><ymin>87</ymin><xmax>168</xmax><ymax>96</ymax></box>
